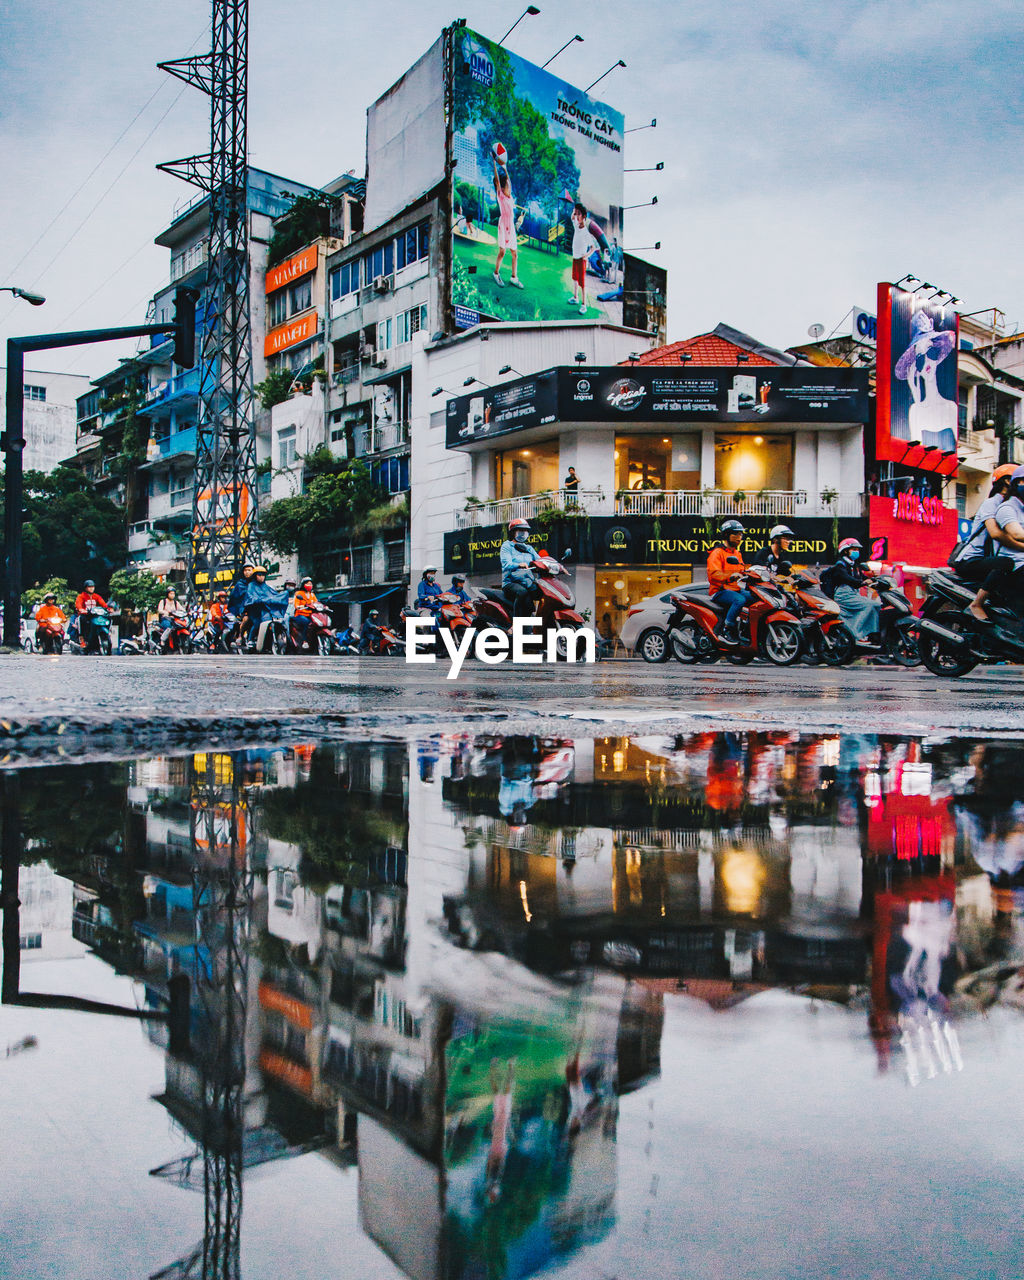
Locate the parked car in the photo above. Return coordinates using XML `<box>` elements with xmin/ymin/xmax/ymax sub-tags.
<box><xmin>621</xmin><ymin>583</ymin><xmax>711</xmax><ymax>662</ymax></box>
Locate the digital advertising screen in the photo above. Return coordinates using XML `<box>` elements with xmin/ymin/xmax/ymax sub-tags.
<box><xmin>876</xmin><ymin>282</ymin><xmax>960</xmax><ymax>475</ymax></box>
<box><xmin>450</xmin><ymin>28</ymin><xmax>625</xmax><ymax>328</ymax></box>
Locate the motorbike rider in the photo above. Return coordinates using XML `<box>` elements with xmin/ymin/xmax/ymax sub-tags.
<box><xmin>242</xmin><ymin>566</ymin><xmax>288</xmax><ymax>650</ymax></box>
<box><xmin>449</xmin><ymin>573</ymin><xmax>472</xmax><ymax>606</ymax></box>
<box><xmin>228</xmin><ymin>563</ymin><xmax>255</xmax><ymax>645</ymax></box>
<box><xmin>157</xmin><ymin>587</ymin><xmax>187</xmax><ymax>640</ymax></box>
<box><xmin>953</xmin><ymin>463</ymin><xmax>1022</xmax><ymax>622</ymax></box>
<box><xmin>991</xmin><ymin>465</ymin><xmax>1024</xmax><ymax>611</ymax></box>
<box><xmin>72</xmin><ymin>579</ymin><xmax>111</xmax><ymax>647</ymax></box>
<box><xmin>35</xmin><ymin>592</ymin><xmax>66</xmax><ymax>647</ymax></box>
<box><xmin>292</xmin><ymin>576</ymin><xmax>322</xmax><ymax>649</ymax></box>
<box><xmin>707</xmin><ymin>520</ymin><xmax>750</xmax><ymax>642</ymax></box>
<box><xmin>500</xmin><ymin>518</ymin><xmax>540</xmax><ymax>617</ymax></box>
<box><xmin>209</xmin><ymin>590</ymin><xmax>230</xmax><ymax>640</ymax></box>
<box><xmin>829</xmin><ymin>537</ymin><xmax>880</xmax><ymax>643</ymax></box>
<box><xmin>416</xmin><ymin>566</ymin><xmax>444</xmax><ymax>612</ymax></box>
<box><xmin>358</xmin><ymin>608</ymin><xmax>384</xmax><ymax>653</ymax></box>
<box><xmin>752</xmin><ymin>525</ymin><xmax>795</xmax><ymax>575</ymax></box>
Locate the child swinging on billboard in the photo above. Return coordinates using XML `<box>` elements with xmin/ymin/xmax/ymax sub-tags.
<box><xmin>491</xmin><ymin>146</ymin><xmax>523</xmax><ymax>290</ymax></box>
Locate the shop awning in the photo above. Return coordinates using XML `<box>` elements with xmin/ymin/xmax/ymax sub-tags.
<box><xmin>318</xmin><ymin>583</ymin><xmax>406</xmax><ymax>605</ymax></box>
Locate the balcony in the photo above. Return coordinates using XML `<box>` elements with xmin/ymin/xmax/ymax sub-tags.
<box><xmin>139</xmin><ymin>369</ymin><xmax>200</xmax><ymax>418</ymax></box>
<box><xmin>170</xmin><ymin>239</ymin><xmax>209</xmax><ymax>283</ymax></box>
<box><xmin>146</xmin><ymin>425</ymin><xmax>198</xmax><ymax>463</ymax></box>
<box><xmin>452</xmin><ymin>489</ymin><xmax>863</xmax><ymax>528</ymax></box>
<box><xmin>352</xmin><ymin>421</ymin><xmax>408</xmax><ymax>457</ymax></box>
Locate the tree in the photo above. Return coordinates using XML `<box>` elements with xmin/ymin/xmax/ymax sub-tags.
<box><xmin>23</xmin><ymin>577</ymin><xmax>75</xmax><ymax>615</ymax></box>
<box><xmin>1</xmin><ymin>465</ymin><xmax>126</xmax><ymax>590</ymax></box>
<box><xmin>261</xmin><ymin>459</ymin><xmax>387</xmax><ymax>556</ymax></box>
<box><xmin>266</xmin><ymin>192</ymin><xmax>336</xmax><ymax>267</ymax></box>
<box><xmin>108</xmin><ymin>567</ymin><xmax>166</xmax><ymax>615</ymax></box>
<box><xmin>255</xmin><ymin>368</ymin><xmax>295</xmax><ymax>410</ymax></box>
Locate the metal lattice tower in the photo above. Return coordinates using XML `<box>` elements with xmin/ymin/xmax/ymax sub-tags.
<box><xmin>158</xmin><ymin>0</ymin><xmax>258</xmax><ymax>602</ymax></box>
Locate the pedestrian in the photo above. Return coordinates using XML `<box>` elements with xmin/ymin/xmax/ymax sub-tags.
<box><xmin>564</xmin><ymin>466</ymin><xmax>580</xmax><ymax>493</ymax></box>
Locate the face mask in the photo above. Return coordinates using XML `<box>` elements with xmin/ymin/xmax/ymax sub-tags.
<box><xmin>514</xmin><ymin>531</ymin><xmax>529</xmax><ymax>542</ymax></box>
<box><xmin>849</xmin><ymin>550</ymin><xmax>860</xmax><ymax>561</ymax></box>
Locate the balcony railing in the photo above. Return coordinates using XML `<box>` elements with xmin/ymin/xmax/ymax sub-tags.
<box><xmin>453</xmin><ymin>488</ymin><xmax>863</xmax><ymax>527</ymax></box>
<box><xmin>352</xmin><ymin>421</ymin><xmax>408</xmax><ymax>457</ymax></box>
<box><xmin>170</xmin><ymin>239</ymin><xmax>208</xmax><ymax>283</ymax></box>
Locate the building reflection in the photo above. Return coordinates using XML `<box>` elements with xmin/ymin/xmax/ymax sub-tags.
<box><xmin>6</xmin><ymin>729</ymin><xmax>1024</xmax><ymax>1277</ymax></box>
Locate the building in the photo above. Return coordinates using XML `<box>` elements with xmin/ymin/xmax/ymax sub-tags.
<box><xmin>0</xmin><ymin>368</ymin><xmax>90</xmax><ymax>474</ymax></box>
<box><xmin>427</xmin><ymin>323</ymin><xmax>869</xmax><ymax>634</ymax></box>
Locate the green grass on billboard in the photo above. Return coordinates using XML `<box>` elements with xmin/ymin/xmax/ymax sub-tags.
<box><xmin>453</xmin><ymin>234</ymin><xmax>604</xmax><ymax>324</ymax></box>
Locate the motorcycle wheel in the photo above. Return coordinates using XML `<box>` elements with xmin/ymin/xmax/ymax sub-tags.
<box><xmin>888</xmin><ymin>628</ymin><xmax>920</xmax><ymax>667</ymax></box>
<box><xmin>552</xmin><ymin>626</ymin><xmax>582</xmax><ymax>661</ymax></box>
<box><xmin>97</xmin><ymin>632</ymin><xmax>112</xmax><ymax>656</ymax></box>
<box><xmin>317</xmin><ymin>634</ymin><xmax>332</xmax><ymax>656</ymax></box>
<box><xmin>637</xmin><ymin>627</ymin><xmax>669</xmax><ymax>663</ymax></box>
<box><xmin>270</xmin><ymin>628</ymin><xmax>287</xmax><ymax>656</ymax></box>
<box><xmin>670</xmin><ymin>622</ymin><xmax>709</xmax><ymax>664</ymax></box>
<box><xmin>817</xmin><ymin>623</ymin><xmax>855</xmax><ymax>666</ymax></box>
<box><xmin>764</xmin><ymin>620</ymin><xmax>803</xmax><ymax>666</ymax></box>
<box><xmin>179</xmin><ymin>636</ymin><xmax>193</xmax><ymax>656</ymax></box>
<box><xmin>918</xmin><ymin>621</ymin><xmax>978</xmax><ymax>677</ymax></box>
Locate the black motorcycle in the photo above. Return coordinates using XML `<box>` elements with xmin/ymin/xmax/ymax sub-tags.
<box><xmin>913</xmin><ymin>568</ymin><xmax>1024</xmax><ymax>677</ymax></box>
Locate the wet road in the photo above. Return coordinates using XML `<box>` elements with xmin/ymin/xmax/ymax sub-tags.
<box><xmin>1</xmin><ymin>653</ymin><xmax>1022</xmax><ymax>762</ymax></box>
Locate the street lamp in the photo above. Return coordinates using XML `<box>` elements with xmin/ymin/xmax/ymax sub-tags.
<box><xmin>1</xmin><ymin>287</ymin><xmax>45</xmax><ymax>306</ymax></box>
<box><xmin>626</xmin><ymin>118</ymin><xmax>657</xmax><ymax>133</ymax></box>
<box><xmin>499</xmin><ymin>6</ymin><xmax>540</xmax><ymax>45</ymax></box>
<box><xmin>542</xmin><ymin>34</ymin><xmax>583</xmax><ymax>69</ymax></box>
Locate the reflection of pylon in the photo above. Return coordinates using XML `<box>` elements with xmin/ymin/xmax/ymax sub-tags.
<box><xmin>158</xmin><ymin>0</ymin><xmax>258</xmax><ymax>603</ymax></box>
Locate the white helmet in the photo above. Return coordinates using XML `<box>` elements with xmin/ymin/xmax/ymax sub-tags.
<box><xmin>769</xmin><ymin>525</ymin><xmax>795</xmax><ymax>540</ymax></box>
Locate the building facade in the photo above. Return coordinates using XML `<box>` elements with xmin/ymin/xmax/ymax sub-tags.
<box><xmin>0</xmin><ymin>368</ymin><xmax>90</xmax><ymax>474</ymax></box>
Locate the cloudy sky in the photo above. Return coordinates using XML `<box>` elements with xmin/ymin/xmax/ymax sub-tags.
<box><xmin>2</xmin><ymin>0</ymin><xmax>1022</xmax><ymax>376</ymax></box>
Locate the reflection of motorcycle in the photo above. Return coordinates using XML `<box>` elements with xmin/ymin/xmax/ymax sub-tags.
<box><xmin>471</xmin><ymin>553</ymin><xmax>586</xmax><ymax>659</ymax></box>
<box><xmin>667</xmin><ymin>568</ymin><xmax>803</xmax><ymax>666</ymax></box>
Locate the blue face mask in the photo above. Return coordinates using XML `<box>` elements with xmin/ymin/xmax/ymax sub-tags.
<box><xmin>514</xmin><ymin>531</ymin><xmax>529</xmax><ymax>543</ymax></box>
<box><xmin>849</xmin><ymin>549</ymin><xmax>860</xmax><ymax>561</ymax></box>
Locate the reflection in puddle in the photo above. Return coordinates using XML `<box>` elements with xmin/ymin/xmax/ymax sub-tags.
<box><xmin>4</xmin><ymin>732</ymin><xmax>1024</xmax><ymax>1278</ymax></box>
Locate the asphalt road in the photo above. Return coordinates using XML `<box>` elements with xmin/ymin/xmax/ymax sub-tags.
<box><xmin>1</xmin><ymin>651</ymin><xmax>1021</xmax><ymax>762</ymax></box>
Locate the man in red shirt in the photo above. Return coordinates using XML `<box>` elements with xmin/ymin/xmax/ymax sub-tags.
<box><xmin>706</xmin><ymin>520</ymin><xmax>751</xmax><ymax>642</ymax></box>
<box><xmin>72</xmin><ymin>579</ymin><xmax>111</xmax><ymax>649</ymax></box>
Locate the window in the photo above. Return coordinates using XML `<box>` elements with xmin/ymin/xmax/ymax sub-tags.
<box><xmin>24</xmin><ymin>384</ymin><xmax>46</xmax><ymax>402</ymax></box>
<box><xmin>289</xmin><ymin>277</ymin><xmax>312</xmax><ymax>314</ymax></box>
<box><xmin>373</xmin><ymin>456</ymin><xmax>409</xmax><ymax>494</ymax></box>
<box><xmin>365</xmin><ymin>241</ymin><xmax>394</xmax><ymax>284</ymax></box>
<box><xmin>395</xmin><ymin>220</ymin><xmax>430</xmax><ymax>270</ymax></box>
<box><xmin>170</xmin><ymin>475</ymin><xmax>192</xmax><ymax>507</ymax></box>
<box><xmin>278</xmin><ymin>424</ymin><xmax>297</xmax><ymax>468</ymax></box>
<box><xmin>351</xmin><ymin>545</ymin><xmax>373</xmax><ymax>584</ymax></box>
<box><xmin>331</xmin><ymin>260</ymin><xmax>360</xmax><ymax>300</ymax></box>
<box><xmin>395</xmin><ymin>304</ymin><xmax>428</xmax><ymax>345</ymax></box>
<box><xmin>268</xmin><ymin>289</ymin><xmax>289</xmax><ymax>328</ymax></box>
<box><xmin>20</xmin><ymin>933</ymin><xmax>42</xmax><ymax>950</ymax></box>
<box><xmin>956</xmin><ymin>483</ymin><xmax>967</xmax><ymax>517</ymax></box>
<box><xmin>376</xmin><ymin>318</ymin><xmax>392</xmax><ymax>351</ymax></box>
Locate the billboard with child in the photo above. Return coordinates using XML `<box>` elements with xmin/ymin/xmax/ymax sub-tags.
<box><xmin>450</xmin><ymin>28</ymin><xmax>625</xmax><ymax>328</ymax></box>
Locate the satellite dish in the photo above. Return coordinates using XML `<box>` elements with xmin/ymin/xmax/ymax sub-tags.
<box><xmin>807</xmin><ymin>323</ymin><xmax>825</xmax><ymax>339</ymax></box>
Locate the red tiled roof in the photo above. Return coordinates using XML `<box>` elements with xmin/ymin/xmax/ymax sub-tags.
<box><xmin>630</xmin><ymin>334</ymin><xmax>778</xmax><ymax>366</ymax></box>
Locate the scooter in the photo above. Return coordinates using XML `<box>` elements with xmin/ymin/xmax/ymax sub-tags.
<box><xmin>405</xmin><ymin>594</ymin><xmax>476</xmax><ymax>655</ymax></box>
<box><xmin>334</xmin><ymin>625</ymin><xmax>359</xmax><ymax>655</ymax></box>
<box><xmin>667</xmin><ymin>567</ymin><xmax>804</xmax><ymax>666</ymax></box>
<box><xmin>840</xmin><ymin>575</ymin><xmax>919</xmax><ymax>666</ymax></box>
<box><xmin>69</xmin><ymin>603</ymin><xmax>116</xmax><ymax>656</ymax></box>
<box><xmin>912</xmin><ymin>569</ymin><xmax>1024</xmax><ymax>677</ymax></box>
<box><xmin>785</xmin><ymin>570</ymin><xmax>856</xmax><ymax>666</ymax></box>
<box><xmin>470</xmin><ymin>552</ymin><xmax>587</xmax><ymax>659</ymax></box>
<box><xmin>249</xmin><ymin>602</ymin><xmax>289</xmax><ymax>654</ymax></box>
<box><xmin>158</xmin><ymin>613</ymin><xmax>194</xmax><ymax>655</ymax></box>
<box><xmin>34</xmin><ymin>618</ymin><xmax>66</xmax><ymax>655</ymax></box>
<box><xmin>289</xmin><ymin>607</ymin><xmax>338</xmax><ymax>655</ymax></box>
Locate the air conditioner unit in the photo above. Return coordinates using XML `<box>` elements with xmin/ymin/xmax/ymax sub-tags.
<box><xmin>335</xmin><ymin>573</ymin><xmax>349</xmax><ymax>587</ymax></box>
<box><xmin>372</xmin><ymin>275</ymin><xmax>391</xmax><ymax>294</ymax></box>
<box><xmin>371</xmin><ymin>352</ymin><xmax>388</xmax><ymax>369</ymax></box>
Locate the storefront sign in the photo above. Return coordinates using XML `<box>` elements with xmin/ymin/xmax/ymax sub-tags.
<box><xmin>445</xmin><ymin>365</ymin><xmax>869</xmax><ymax>448</ymax></box>
<box><xmin>892</xmin><ymin>492</ymin><xmax>945</xmax><ymax>526</ymax></box>
<box><xmin>265</xmin><ymin>244</ymin><xmax>318</xmax><ymax>295</ymax></box>
<box><xmin>264</xmin><ymin>310</ymin><xmax>318</xmax><ymax>357</ymax></box>
<box><xmin>852</xmin><ymin>306</ymin><xmax>877</xmax><ymax>346</ymax></box>
<box><xmin>444</xmin><ymin>514</ymin><xmax>868</xmax><ymax>574</ymax></box>
<box><xmin>868</xmin><ymin>495</ymin><xmax>957</xmax><ymax>567</ymax></box>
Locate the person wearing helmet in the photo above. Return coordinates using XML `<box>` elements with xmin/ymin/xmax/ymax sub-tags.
<box><xmin>34</xmin><ymin>591</ymin><xmax>67</xmax><ymax>651</ymax></box>
<box><xmin>228</xmin><ymin>563</ymin><xmax>256</xmax><ymax>646</ymax></box>
<box><xmin>952</xmin><ymin>464</ymin><xmax>1020</xmax><ymax>621</ymax></box>
<box><xmin>449</xmin><ymin>573</ymin><xmax>471</xmax><ymax>606</ymax></box>
<box><xmin>416</xmin><ymin>565</ymin><xmax>444</xmax><ymax>613</ymax></box>
<box><xmin>358</xmin><ymin>607</ymin><xmax>383</xmax><ymax>654</ymax></box>
<box><xmin>500</xmin><ymin>518</ymin><xmax>540</xmax><ymax>616</ymax></box>
<box><xmin>830</xmin><ymin>537</ymin><xmax>880</xmax><ymax>643</ymax></box>
<box><xmin>752</xmin><ymin>524</ymin><xmax>796</xmax><ymax>575</ymax></box>
<box><xmin>209</xmin><ymin>589</ymin><xmax>231</xmax><ymax>642</ymax></box>
<box><xmin>292</xmin><ymin>576</ymin><xmax>322</xmax><ymax>649</ymax></box>
<box><xmin>72</xmin><ymin>578</ymin><xmax>111</xmax><ymax>649</ymax></box>
<box><xmin>990</xmin><ymin>465</ymin><xmax>1024</xmax><ymax>612</ymax></box>
<box><xmin>241</xmin><ymin>566</ymin><xmax>288</xmax><ymax>650</ymax></box>
<box><xmin>707</xmin><ymin>520</ymin><xmax>750</xmax><ymax>642</ymax></box>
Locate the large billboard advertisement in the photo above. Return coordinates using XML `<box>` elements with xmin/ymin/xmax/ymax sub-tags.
<box><xmin>876</xmin><ymin>283</ymin><xmax>960</xmax><ymax>475</ymax></box>
<box><xmin>450</xmin><ymin>28</ymin><xmax>625</xmax><ymax>328</ymax></box>
<box><xmin>446</xmin><ymin>366</ymin><xmax>869</xmax><ymax>448</ymax></box>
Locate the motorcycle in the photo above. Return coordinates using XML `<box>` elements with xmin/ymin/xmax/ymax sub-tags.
<box><xmin>839</xmin><ymin>575</ymin><xmax>919</xmax><ymax>666</ymax></box>
<box><xmin>249</xmin><ymin>601</ymin><xmax>289</xmax><ymax>654</ymax></box>
<box><xmin>70</xmin><ymin>602</ymin><xmax>116</xmax><ymax>656</ymax></box>
<box><xmin>34</xmin><ymin>618</ymin><xmax>66</xmax><ymax>655</ymax></box>
<box><xmin>158</xmin><ymin>613</ymin><xmax>194</xmax><ymax>655</ymax></box>
<box><xmin>289</xmin><ymin>607</ymin><xmax>338</xmax><ymax>655</ymax></box>
<box><xmin>470</xmin><ymin>552</ymin><xmax>587</xmax><ymax>659</ymax></box>
<box><xmin>405</xmin><ymin>594</ymin><xmax>476</xmax><ymax>655</ymax></box>
<box><xmin>667</xmin><ymin>567</ymin><xmax>804</xmax><ymax>666</ymax></box>
<box><xmin>785</xmin><ymin>570</ymin><xmax>854</xmax><ymax>665</ymax></box>
<box><xmin>912</xmin><ymin>568</ymin><xmax>1024</xmax><ymax>677</ymax></box>
<box><xmin>195</xmin><ymin>612</ymin><xmax>240</xmax><ymax>655</ymax></box>
<box><xmin>333</xmin><ymin>625</ymin><xmax>359</xmax><ymax>655</ymax></box>
<box><xmin>368</xmin><ymin>623</ymin><xmax>405</xmax><ymax>656</ymax></box>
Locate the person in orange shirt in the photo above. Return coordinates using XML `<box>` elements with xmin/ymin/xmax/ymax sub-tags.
<box><xmin>706</xmin><ymin>520</ymin><xmax>751</xmax><ymax>642</ymax></box>
<box><xmin>34</xmin><ymin>592</ymin><xmax>67</xmax><ymax>653</ymax></box>
<box><xmin>291</xmin><ymin>576</ymin><xmax>321</xmax><ymax>650</ymax></box>
<box><xmin>209</xmin><ymin>590</ymin><xmax>230</xmax><ymax>636</ymax></box>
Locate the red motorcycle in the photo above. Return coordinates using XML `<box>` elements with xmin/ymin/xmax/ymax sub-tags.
<box><xmin>667</xmin><ymin>567</ymin><xmax>804</xmax><ymax>666</ymax></box>
<box><xmin>471</xmin><ymin>553</ymin><xmax>587</xmax><ymax>659</ymax></box>
<box><xmin>406</xmin><ymin>593</ymin><xmax>476</xmax><ymax>655</ymax></box>
<box><xmin>34</xmin><ymin>618</ymin><xmax>66</xmax><ymax>655</ymax></box>
<box><xmin>289</xmin><ymin>607</ymin><xmax>338</xmax><ymax>655</ymax></box>
<box><xmin>786</xmin><ymin>571</ymin><xmax>855</xmax><ymax>665</ymax></box>
<box><xmin>156</xmin><ymin>613</ymin><xmax>194</xmax><ymax>655</ymax></box>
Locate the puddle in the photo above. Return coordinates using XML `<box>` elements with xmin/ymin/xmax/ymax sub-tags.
<box><xmin>4</xmin><ymin>732</ymin><xmax>1024</xmax><ymax>1279</ymax></box>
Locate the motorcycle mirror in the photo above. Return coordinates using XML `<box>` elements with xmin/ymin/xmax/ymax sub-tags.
<box><xmin>562</xmin><ymin>548</ymin><xmax>573</xmax><ymax>562</ymax></box>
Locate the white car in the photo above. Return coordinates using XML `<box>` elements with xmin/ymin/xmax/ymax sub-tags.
<box><xmin>620</xmin><ymin>581</ymin><xmax>710</xmax><ymax>662</ymax></box>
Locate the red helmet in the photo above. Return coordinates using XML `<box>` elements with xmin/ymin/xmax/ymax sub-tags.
<box><xmin>508</xmin><ymin>518</ymin><xmax>531</xmax><ymax>533</ymax></box>
<box><xmin>838</xmin><ymin>537</ymin><xmax>862</xmax><ymax>553</ymax></box>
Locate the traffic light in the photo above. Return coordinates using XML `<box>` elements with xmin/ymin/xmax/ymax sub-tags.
<box><xmin>172</xmin><ymin>287</ymin><xmax>197</xmax><ymax>370</ymax></box>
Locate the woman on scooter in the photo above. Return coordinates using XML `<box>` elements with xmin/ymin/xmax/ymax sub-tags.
<box><xmin>707</xmin><ymin>520</ymin><xmax>750</xmax><ymax>642</ymax></box>
<box><xmin>951</xmin><ymin>464</ymin><xmax>1019</xmax><ymax>622</ymax></box>
<box><xmin>500</xmin><ymin>518</ymin><xmax>539</xmax><ymax>617</ymax></box>
<box><xmin>157</xmin><ymin>588</ymin><xmax>186</xmax><ymax>638</ymax></box>
<box><xmin>830</xmin><ymin>538</ymin><xmax>879</xmax><ymax>643</ymax></box>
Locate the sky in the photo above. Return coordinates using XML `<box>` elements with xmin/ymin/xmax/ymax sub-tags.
<box><xmin>1</xmin><ymin>0</ymin><xmax>1022</xmax><ymax>377</ymax></box>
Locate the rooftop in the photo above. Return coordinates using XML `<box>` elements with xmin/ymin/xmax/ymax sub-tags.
<box><xmin>629</xmin><ymin>323</ymin><xmax>798</xmax><ymax>368</ymax></box>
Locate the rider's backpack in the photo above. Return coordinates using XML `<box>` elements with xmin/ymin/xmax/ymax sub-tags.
<box><xmin>817</xmin><ymin>563</ymin><xmax>839</xmax><ymax>599</ymax></box>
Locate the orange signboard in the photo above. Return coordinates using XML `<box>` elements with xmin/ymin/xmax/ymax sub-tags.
<box><xmin>264</xmin><ymin>310</ymin><xmax>318</xmax><ymax>357</ymax></box>
<box><xmin>259</xmin><ymin>1047</ymin><xmax>313</xmax><ymax>1096</ymax></box>
<box><xmin>258</xmin><ymin>980</ymin><xmax>313</xmax><ymax>1030</ymax></box>
<box><xmin>265</xmin><ymin>244</ymin><xmax>318</xmax><ymax>295</ymax></box>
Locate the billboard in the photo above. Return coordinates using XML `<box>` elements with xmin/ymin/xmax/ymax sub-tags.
<box><xmin>450</xmin><ymin>28</ymin><xmax>625</xmax><ymax>328</ymax></box>
<box><xmin>876</xmin><ymin>283</ymin><xmax>960</xmax><ymax>474</ymax></box>
<box><xmin>622</xmin><ymin>254</ymin><xmax>668</xmax><ymax>342</ymax></box>
<box><xmin>446</xmin><ymin>365</ymin><xmax>870</xmax><ymax>448</ymax></box>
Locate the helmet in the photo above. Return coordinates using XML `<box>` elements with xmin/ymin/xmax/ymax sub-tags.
<box><xmin>284</xmin><ymin>579</ymin><xmax>297</xmax><ymax>588</ymax></box>
<box><xmin>43</xmin><ymin>591</ymin><xmax>56</xmax><ymax>601</ymax></box>
<box><xmin>769</xmin><ymin>525</ymin><xmax>795</xmax><ymax>540</ymax></box>
<box><xmin>301</xmin><ymin>576</ymin><xmax>313</xmax><ymax>587</ymax></box>
<box><xmin>991</xmin><ymin>463</ymin><xmax>1018</xmax><ymax>484</ymax></box>
<box><xmin>719</xmin><ymin>520</ymin><xmax>744</xmax><ymax>536</ymax></box>
<box><xmin>368</xmin><ymin>608</ymin><xmax>380</xmax><ymax>618</ymax></box>
<box><xmin>252</xmin><ymin>565</ymin><xmax>267</xmax><ymax>574</ymax></box>
<box><xmin>838</xmin><ymin>537</ymin><xmax>862</xmax><ymax>553</ymax></box>
<box><xmin>508</xmin><ymin>518</ymin><xmax>531</xmax><ymax>533</ymax></box>
<box><xmin>422</xmin><ymin>565</ymin><xmax>438</xmax><ymax>576</ymax></box>
<box><xmin>452</xmin><ymin>573</ymin><xmax>466</xmax><ymax>584</ymax></box>
<box><xmin>1011</xmin><ymin>466</ymin><xmax>1024</xmax><ymax>483</ymax></box>
<box><xmin>84</xmin><ymin>579</ymin><xmax>95</xmax><ymax>589</ymax></box>
<box><xmin>216</xmin><ymin>590</ymin><xmax>227</xmax><ymax>600</ymax></box>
